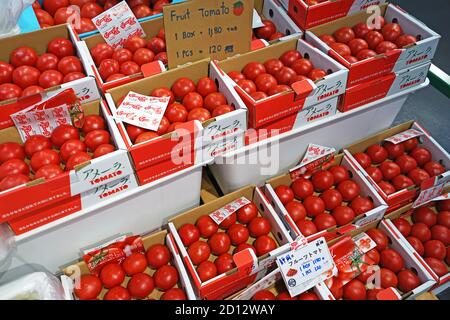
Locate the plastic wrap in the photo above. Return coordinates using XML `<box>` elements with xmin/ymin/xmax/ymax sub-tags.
<box><xmin>0</xmin><ymin>224</ymin><xmax>15</xmax><ymax>271</ymax></box>
<box><xmin>0</xmin><ymin>0</ymin><xmax>34</xmax><ymax>38</ymax></box>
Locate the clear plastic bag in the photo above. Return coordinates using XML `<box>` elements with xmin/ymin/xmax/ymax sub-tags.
<box><xmin>0</xmin><ymin>0</ymin><xmax>35</xmax><ymax>38</ymax></box>
<box><xmin>0</xmin><ymin>223</ymin><xmax>16</xmax><ymax>272</ymax></box>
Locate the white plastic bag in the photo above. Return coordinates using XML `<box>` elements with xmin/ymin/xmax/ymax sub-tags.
<box><xmin>0</xmin><ymin>0</ymin><xmax>35</xmax><ymax>38</ymax></box>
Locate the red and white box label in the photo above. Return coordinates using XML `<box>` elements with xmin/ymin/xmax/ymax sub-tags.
<box><xmin>209</xmin><ymin>197</ymin><xmax>251</xmax><ymax>225</ymax></box>
<box><xmin>384</xmin><ymin>129</ymin><xmax>424</xmax><ymax>145</ymax></box>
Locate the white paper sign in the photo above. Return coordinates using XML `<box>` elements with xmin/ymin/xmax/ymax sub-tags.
<box><xmin>209</xmin><ymin>197</ymin><xmax>251</xmax><ymax>225</ymax></box>
<box><xmin>92</xmin><ymin>2</ymin><xmax>146</xmax><ymax>49</ymax></box>
<box><xmin>384</xmin><ymin>129</ymin><xmax>424</xmax><ymax>145</ymax></box>
<box><xmin>413</xmin><ymin>183</ymin><xmax>445</xmax><ymax>208</ymax></box>
<box><xmin>114</xmin><ymin>92</ymin><xmax>169</xmax><ymax>131</ymax></box>
<box><xmin>252</xmin><ymin>9</ymin><xmax>265</xmax><ymax>28</ymax></box>
<box><xmin>276</xmin><ymin>237</ymin><xmax>333</xmax><ymax>297</ymax></box>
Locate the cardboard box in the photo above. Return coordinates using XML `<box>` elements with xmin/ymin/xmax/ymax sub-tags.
<box><xmin>344</xmin><ymin>121</ymin><xmax>450</xmax><ymax>209</ymax></box>
<box><xmin>61</xmin><ymin>229</ymin><xmax>196</xmax><ymax>300</ymax></box>
<box><xmin>305</xmin><ymin>3</ymin><xmax>440</xmax><ymax>87</ymax></box>
<box><xmin>265</xmin><ymin>154</ymin><xmax>388</xmax><ymax>244</ymax></box>
<box><xmin>0</xmin><ymin>99</ymin><xmax>134</xmax><ymax>224</ymax></box>
<box><xmin>279</xmin><ymin>0</ymin><xmax>387</xmax><ymax>30</ymax></box>
<box><xmin>321</xmin><ymin>220</ymin><xmax>436</xmax><ymax>299</ymax></box>
<box><xmin>168</xmin><ymin>185</ymin><xmax>292</xmax><ymax>300</ymax></box>
<box><xmin>339</xmin><ymin>62</ymin><xmax>430</xmax><ymax>112</ymax></box>
<box><xmin>8</xmin><ymin>173</ymin><xmax>139</xmax><ymax>236</ymax></box>
<box><xmin>78</xmin><ymin>17</ymin><xmax>166</xmax><ymax>92</ymax></box>
<box><xmin>0</xmin><ymin>24</ymin><xmax>100</xmax><ymax>130</ymax></box>
<box><xmin>218</xmin><ymin>37</ymin><xmax>348</xmax><ymax>128</ymax></box>
<box><xmin>105</xmin><ymin>59</ymin><xmax>248</xmax><ymax>185</ymax></box>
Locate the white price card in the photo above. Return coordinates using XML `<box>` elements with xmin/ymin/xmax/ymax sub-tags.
<box><xmin>384</xmin><ymin>129</ymin><xmax>424</xmax><ymax>145</ymax></box>
<box><xmin>114</xmin><ymin>92</ymin><xmax>170</xmax><ymax>131</ymax></box>
<box><xmin>92</xmin><ymin>1</ymin><xmax>146</xmax><ymax>49</ymax></box>
<box><xmin>276</xmin><ymin>237</ymin><xmax>334</xmax><ymax>297</ymax></box>
<box><xmin>413</xmin><ymin>183</ymin><xmax>445</xmax><ymax>208</ymax></box>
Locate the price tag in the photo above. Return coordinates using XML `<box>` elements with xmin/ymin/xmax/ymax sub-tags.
<box><xmin>384</xmin><ymin>129</ymin><xmax>424</xmax><ymax>145</ymax></box>
<box><xmin>276</xmin><ymin>237</ymin><xmax>334</xmax><ymax>297</ymax></box>
<box><xmin>92</xmin><ymin>2</ymin><xmax>145</xmax><ymax>49</ymax></box>
<box><xmin>114</xmin><ymin>92</ymin><xmax>170</xmax><ymax>131</ymax></box>
<box><xmin>163</xmin><ymin>0</ymin><xmax>253</xmax><ymax>68</ymax></box>
<box><xmin>289</xmin><ymin>144</ymin><xmax>335</xmax><ymax>181</ymax></box>
<box><xmin>413</xmin><ymin>183</ymin><xmax>445</xmax><ymax>208</ymax></box>
<box><xmin>209</xmin><ymin>197</ymin><xmax>251</xmax><ymax>225</ymax></box>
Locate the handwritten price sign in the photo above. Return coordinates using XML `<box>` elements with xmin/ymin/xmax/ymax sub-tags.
<box><xmin>209</xmin><ymin>197</ymin><xmax>251</xmax><ymax>225</ymax></box>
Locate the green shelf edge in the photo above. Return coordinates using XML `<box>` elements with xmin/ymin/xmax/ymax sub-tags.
<box><xmin>428</xmin><ymin>64</ymin><xmax>450</xmax><ymax>98</ymax></box>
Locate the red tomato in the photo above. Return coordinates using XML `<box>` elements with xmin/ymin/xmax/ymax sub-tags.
<box><xmin>0</xmin><ymin>142</ymin><xmax>25</xmax><ymax>164</ymax></box>
<box><xmin>291</xmin><ymin>58</ymin><xmax>314</xmax><ymax>76</ymax></box>
<box><xmin>353</xmin><ymin>22</ymin><xmax>371</xmax><ymax>38</ymax></box>
<box><xmin>204</xmin><ymin>92</ymin><xmax>227</xmax><ymax>112</ymax></box>
<box><xmin>314</xmin><ymin>213</ymin><xmax>336</xmax><ymax>231</ymax></box>
<box><xmin>35</xmin><ymin>164</ymin><xmax>63</xmax><ymax>180</ymax></box>
<box><xmin>303</xmin><ymin>195</ymin><xmax>325</xmax><ymax>218</ymax></box>
<box><xmin>285</xmin><ymin>201</ymin><xmax>307</xmax><ymax>222</ymax></box>
<box><xmin>60</xmin><ymin>139</ymin><xmax>87</xmax><ymax>162</ymax></box>
<box><xmin>227</xmin><ymin>224</ymin><xmax>249</xmax><ymax>246</ymax></box>
<box><xmin>171</xmin><ymin>77</ymin><xmax>196</xmax><ymax>100</ymax></box>
<box><xmin>24</xmin><ymin>135</ymin><xmax>51</xmax><ymax>158</ymax></box>
<box><xmin>10</xmin><ymin>47</ymin><xmax>38</xmax><ymax>68</ymax></box>
<box><xmin>365</xmin><ymin>31</ymin><xmax>384</xmax><ymax>50</ymax></box>
<box><xmin>337</xmin><ymin>180</ymin><xmax>360</xmax><ymax>202</ymax></box>
<box><xmin>161</xmin><ymin>288</ymin><xmax>186</xmax><ymax>300</ymax></box>
<box><xmin>235</xmin><ymin>203</ymin><xmax>258</xmax><ymax>224</ymax></box>
<box><xmin>196</xmin><ymin>77</ymin><xmax>217</xmax><ymax>97</ymax></box>
<box><xmin>197</xmin><ymin>261</ymin><xmax>217</xmax><ymax>282</ymax></box>
<box><xmin>218</xmin><ymin>213</ymin><xmax>236</xmax><ymax>230</ymax></box>
<box><xmin>126</xmin><ymin>124</ymin><xmax>146</xmax><ymax>142</ymax></box>
<box><xmin>147</xmin><ymin>37</ymin><xmax>166</xmax><ymax>54</ymax></box>
<box><xmin>146</xmin><ymin>244</ymin><xmax>170</xmax><ymax>269</ymax></box>
<box><xmin>437</xmin><ymin>211</ymin><xmax>450</xmax><ymax>228</ymax></box>
<box><xmin>291</xmin><ymin>178</ymin><xmax>314</xmax><ymax>199</ymax></box>
<box><xmin>366</xmin><ymin>288</ymin><xmax>383</xmax><ymax>300</ymax></box>
<box><xmin>212</xmin><ymin>104</ymin><xmax>234</xmax><ymax>117</ymax></box>
<box><xmin>22</xmin><ymin>85</ymin><xmax>45</xmax><ymax>97</ymax></box>
<box><xmin>380</xmin><ymin>248</ymin><xmax>404</xmax><ymax>273</ymax></box>
<box><xmin>100</xmin><ymin>263</ymin><xmax>125</xmax><ymax>289</ymax></box>
<box><xmin>268</xmin><ymin>84</ymin><xmax>291</xmax><ymax>96</ymax></box>
<box><xmin>39</xmin><ymin>70</ymin><xmax>63</xmax><ymax>88</ymax></box>
<box><xmin>410</xmin><ymin>147</ymin><xmax>432</xmax><ymax>167</ymax></box>
<box><xmin>424</xmin><ymin>257</ymin><xmax>447</xmax><ymax>277</ymax></box>
<box><xmin>165</xmin><ymin>103</ymin><xmax>188</xmax><ymax>123</ymax></box>
<box><xmin>237</xmin><ymin>79</ymin><xmax>257</xmax><ymax>95</ymax></box>
<box><xmin>74</xmin><ymin>275</ymin><xmax>102</xmax><ymax>300</ymax></box>
<box><xmin>366</xmin><ymin>145</ymin><xmax>388</xmax><ymax>164</ymax></box>
<box><xmin>408</xmin><ymin>168</ymin><xmax>431</xmax><ymax>186</ymax></box>
<box><xmin>65</xmin><ymin>152</ymin><xmax>91</xmax><ymax>171</ymax></box>
<box><xmin>124</xmin><ymin>36</ymin><xmax>147</xmax><ymax>53</ymax></box>
<box><xmin>410</xmin><ymin>223</ymin><xmax>431</xmax><ymax>243</ymax></box>
<box><xmin>84</xmin><ymin>129</ymin><xmax>110</xmax><ymax>151</ymax></box>
<box><xmin>424</xmin><ymin>240</ymin><xmax>446</xmax><ymax>260</ymax></box>
<box><xmin>330</xmin><ymin>42</ymin><xmax>351</xmax><ymax>57</ymax></box>
<box><xmin>214</xmin><ymin>253</ymin><xmax>235</xmax><ymax>274</ymax></box>
<box><xmin>297</xmin><ymin>291</ymin><xmax>319</xmax><ymax>300</ymax></box>
<box><xmin>366</xmin><ymin>167</ymin><xmax>383</xmax><ymax>183</ymax></box>
<box><xmin>74</xmin><ymin>18</ymin><xmax>97</xmax><ymax>34</ymax></box>
<box><xmin>253</xmin><ymin>235</ymin><xmax>277</xmax><ymax>256</ymax></box>
<box><xmin>36</xmin><ymin>53</ymin><xmax>59</xmax><ymax>72</ymax></box>
<box><xmin>243</xmin><ymin>62</ymin><xmax>266</xmax><ymax>81</ymax></box>
<box><xmin>0</xmin><ymin>174</ymin><xmax>30</xmax><ymax>191</ymax></box>
<box><xmin>154</xmin><ymin>265</ymin><xmax>178</xmax><ymax>290</ymax></box>
<box><xmin>127</xmin><ymin>273</ymin><xmax>154</xmax><ymax>299</ymax></box>
<box><xmin>82</xmin><ymin>115</ymin><xmax>105</xmax><ymax>134</ymax></box>
<box><xmin>275</xmin><ymin>185</ymin><xmax>294</xmax><ymax>205</ymax></box>
<box><xmin>381</xmin><ymin>23</ymin><xmax>403</xmax><ymax>42</ymax></box>
<box><xmin>35</xmin><ymin>8</ymin><xmax>54</xmax><ymax>26</ymax></box>
<box><xmin>312</xmin><ymin>170</ymin><xmax>334</xmax><ymax>192</ymax></box>
<box><xmin>353</xmin><ymin>152</ymin><xmax>371</xmax><ymax>169</ymax></box>
<box><xmin>276</xmin><ymin>291</ymin><xmax>295</xmax><ymax>300</ymax></box>
<box><xmin>187</xmin><ymin>108</ymin><xmax>211</xmax><ymax>122</ymax></box>
<box><xmin>383</xmin><ymin>141</ymin><xmax>405</xmax><ymax>159</ymax></box>
<box><xmin>12</xmin><ymin>66</ymin><xmax>40</xmax><ymax>89</ymax></box>
<box><xmin>151</xmin><ymin>87</ymin><xmax>175</xmax><ymax>105</ymax></box>
<box><xmin>343</xmin><ymin>279</ymin><xmax>366</xmax><ymax>300</ymax></box>
<box><xmin>104</xmin><ymin>286</ymin><xmax>131</xmax><ymax>300</ymax></box>
<box><xmin>279</xmin><ymin>50</ymin><xmax>301</xmax><ymax>67</ymax></box>
<box><xmin>344</xmin><ymin>55</ymin><xmax>359</xmax><ymax>63</ymax></box>
<box><xmin>122</xmin><ymin>253</ymin><xmax>147</xmax><ymax>276</ymax></box>
<box><xmin>366</xmin><ymin>228</ymin><xmax>388</xmax><ymax>251</ymax></box>
<box><xmin>380</xmin><ymin>268</ymin><xmax>398</xmax><ymax>288</ymax></box>
<box><xmin>47</xmin><ymin>38</ymin><xmax>74</xmax><ymax>59</ymax></box>
<box><xmin>234</xmin><ymin>243</ymin><xmax>256</xmax><ymax>255</ymax></box>
<box><xmin>99</xmin><ymin>59</ymin><xmax>120</xmax><ymax>80</ymax></box>
<box><xmin>254</xmin><ymin>73</ymin><xmax>277</xmax><ymax>93</ymax></box>
<box><xmin>255</xmin><ymin>20</ymin><xmax>276</xmax><ymax>40</ymax></box>
<box><xmin>80</xmin><ymin>2</ymin><xmax>103</xmax><ymax>18</ymax></box>
<box><xmin>188</xmin><ymin>241</ymin><xmax>210</xmax><ymax>265</ymax></box>
<box><xmin>133</xmin><ymin>48</ymin><xmax>155</xmax><ymax>66</ymax></box>
<box><xmin>379</xmin><ymin>161</ymin><xmax>401</xmax><ymax>181</ymax></box>
<box><xmin>423</xmin><ymin>161</ymin><xmax>445</xmax><ymax>177</ymax></box>
<box><xmin>392</xmin><ymin>174</ymin><xmax>414</xmax><ymax>190</ymax></box>
<box><xmin>30</xmin><ymin>149</ymin><xmax>60</xmax><ymax>171</ymax></box>
<box><xmin>269</xmin><ymin>32</ymin><xmax>285</xmax><ymax>40</ymax></box>
<box><xmin>348</xmin><ymin>197</ymin><xmax>373</xmax><ymax>216</ymax></box>
<box><xmin>264</xmin><ymin>59</ymin><xmax>284</xmax><ymax>76</ymax></box>
<box><xmin>395</xmin><ymin>154</ymin><xmax>418</xmax><ymax>174</ymax></box>
<box><xmin>296</xmin><ymin>219</ymin><xmax>317</xmax><ymax>237</ymax></box>
<box><xmin>437</xmin><ymin>200</ymin><xmax>450</xmax><ymax>212</ymax></box>
<box><xmin>0</xmin><ymin>159</ymin><xmax>29</xmax><ymax>180</ymax></box>
<box><xmin>91</xmin><ymin>143</ymin><xmax>114</xmax><ymax>159</ymax></box>
<box><xmin>248</xmin><ymin>217</ymin><xmax>271</xmax><ymax>237</ymax></box>
<box><xmin>330</xmin><ymin>285</ymin><xmax>343</xmax><ymax>299</ymax></box>
<box><xmin>333</xmin><ymin>27</ymin><xmax>355</xmax><ymax>44</ymax></box>
<box><xmin>275</xmin><ymin>66</ymin><xmax>296</xmax><ymax>85</ymax></box>
<box><xmin>393</xmin><ymin>217</ymin><xmax>412</xmax><ymax>237</ymax></box>
<box><xmin>366</xmin><ymin>248</ymin><xmax>380</xmax><ymax>265</ymax></box>
<box><xmin>332</xmin><ymin>206</ymin><xmax>356</xmax><ymax>226</ymax></box>
<box><xmin>348</xmin><ymin>38</ymin><xmax>369</xmax><ymax>56</ymax></box>
<box><xmin>228</xmin><ymin>71</ymin><xmax>246</xmax><ymax>83</ymax></box>
<box><xmin>90</xmin><ymin>43</ymin><xmax>114</xmax><ymax>66</ymax></box>
<box><xmin>57</xmin><ymin>56</ymin><xmax>82</xmax><ymax>75</ymax></box>
<box><xmin>376</xmin><ymin>41</ymin><xmax>398</xmax><ymax>54</ymax></box>
<box><xmin>407</xmin><ymin>236</ymin><xmax>425</xmax><ymax>256</ymax></box>
<box><xmin>195</xmin><ymin>216</ymin><xmax>217</xmax><ymax>239</ymax></box>
<box><xmin>328</xmin><ymin>166</ymin><xmax>350</xmax><ymax>184</ymax></box>
<box><xmin>112</xmin><ymin>48</ymin><xmax>132</xmax><ymax>65</ymax></box>
<box><xmin>320</xmin><ymin>189</ymin><xmax>342</xmax><ymax>211</ymax></box>
<box><xmin>357</xmin><ymin>267</ymin><xmax>376</xmax><ymax>283</ymax></box>
<box><xmin>319</xmin><ymin>34</ymin><xmax>336</xmax><ymax>45</ymax></box>
<box><xmin>396</xmin><ymin>34</ymin><xmax>417</xmax><ymax>48</ymax></box>
<box><xmin>208</xmin><ymin>232</ymin><xmax>231</xmax><ymax>255</ymax></box>
<box><xmin>250</xmin><ymin>91</ymin><xmax>268</xmax><ymax>101</ymax></box>
<box><xmin>253</xmin><ymin>290</ymin><xmax>276</xmax><ymax>300</ymax></box>
<box><xmin>54</xmin><ymin>7</ymin><xmax>73</xmax><ymax>24</ymax></box>
<box><xmin>0</xmin><ymin>62</ymin><xmax>14</xmax><ymax>85</ymax></box>
<box><xmin>154</xmin><ymin>52</ymin><xmax>168</xmax><ymax>65</ymax></box>
<box><xmin>63</xmin><ymin>72</ymin><xmax>85</xmax><ymax>83</ymax></box>
<box><xmin>178</xmin><ymin>223</ymin><xmax>200</xmax><ymax>247</ymax></box>
<box><xmin>155</xmin><ymin>116</ymin><xmax>169</xmax><ymax>136</ymax></box>
<box><xmin>132</xmin><ymin>4</ymin><xmax>152</xmax><ymax>18</ymax></box>
<box><xmin>431</xmin><ymin>225</ymin><xmax>449</xmax><ymax>246</ymax></box>
<box><xmin>308</xmin><ymin>69</ymin><xmax>327</xmax><ymax>81</ymax></box>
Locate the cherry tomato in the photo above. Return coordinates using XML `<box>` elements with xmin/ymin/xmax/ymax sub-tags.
<box><xmin>423</xmin><ymin>161</ymin><xmax>445</xmax><ymax>177</ymax></box>
<box><xmin>274</xmin><ymin>185</ymin><xmax>294</xmax><ymax>205</ymax></box>
<box><xmin>151</xmin><ymin>87</ymin><xmax>175</xmax><ymax>105</ymax></box>
<box><xmin>279</xmin><ymin>50</ymin><xmax>301</xmax><ymax>67</ymax></box>
<box><xmin>285</xmin><ymin>201</ymin><xmax>307</xmax><ymax>222</ymax></box>
<box><xmin>366</xmin><ymin>248</ymin><xmax>380</xmax><ymax>265</ymax></box>
<box><xmin>365</xmin><ymin>31</ymin><xmax>384</xmax><ymax>50</ymax></box>
<box><xmin>30</xmin><ymin>149</ymin><xmax>60</xmax><ymax>171</ymax></box>
<box><xmin>147</xmin><ymin>37</ymin><xmax>166</xmax><ymax>54</ymax></box>
<box><xmin>296</xmin><ymin>219</ymin><xmax>317</xmax><ymax>237</ymax></box>
<box><xmin>431</xmin><ymin>225</ymin><xmax>449</xmax><ymax>246</ymax></box>
<box><xmin>291</xmin><ymin>178</ymin><xmax>314</xmax><ymax>200</ymax></box>
<box><xmin>424</xmin><ymin>240</ymin><xmax>446</xmax><ymax>260</ymax></box>
<box><xmin>188</xmin><ymin>241</ymin><xmax>210</xmax><ymax>265</ymax></box>
<box><xmin>47</xmin><ymin>38</ymin><xmax>74</xmax><ymax>59</ymax></box>
<box><xmin>196</xmin><ymin>215</ymin><xmax>218</xmax><ymax>238</ymax></box>
<box><xmin>366</xmin><ymin>167</ymin><xmax>383</xmax><ymax>183</ymax></box>
<box><xmin>410</xmin><ymin>223</ymin><xmax>431</xmax><ymax>243</ymax></box>
<box><xmin>330</xmin><ymin>42</ymin><xmax>351</xmax><ymax>57</ymax></box>
<box><xmin>208</xmin><ymin>232</ymin><xmax>231</xmax><ymax>255</ymax></box>
<box><xmin>161</xmin><ymin>288</ymin><xmax>186</xmax><ymax>300</ymax></box>
<box><xmin>407</xmin><ymin>236</ymin><xmax>425</xmax><ymax>256</ymax></box>
<box><xmin>337</xmin><ymin>180</ymin><xmax>360</xmax><ymax>202</ymax></box>
<box><xmin>379</xmin><ymin>161</ymin><xmax>401</xmax><ymax>181</ymax></box>
<box><xmin>65</xmin><ymin>152</ymin><xmax>91</xmax><ymax>171</ymax></box>
<box><xmin>437</xmin><ymin>211</ymin><xmax>450</xmax><ymax>228</ymax></box>
<box><xmin>376</xmin><ymin>41</ymin><xmax>398</xmax><ymax>54</ymax></box>
<box><xmin>146</xmin><ymin>244</ymin><xmax>170</xmax><ymax>269</ymax></box>
<box><xmin>314</xmin><ymin>213</ymin><xmax>337</xmax><ymax>231</ymax></box>
<box><xmin>243</xmin><ymin>62</ymin><xmax>266</xmax><ymax>81</ymax></box>
<box><xmin>425</xmin><ymin>257</ymin><xmax>447</xmax><ymax>277</ymax></box>
<box><xmin>84</xmin><ymin>129</ymin><xmax>110</xmax><ymax>151</ymax></box>
<box><xmin>74</xmin><ymin>275</ymin><xmax>102</xmax><ymax>300</ymax></box>
<box><xmin>214</xmin><ymin>253</ymin><xmax>235</xmax><ymax>274</ymax></box>
<box><xmin>165</xmin><ymin>103</ymin><xmax>188</xmax><ymax>123</ymax></box>
<box><xmin>254</xmin><ymin>235</ymin><xmax>277</xmax><ymax>256</ymax></box>
<box><xmin>237</xmin><ymin>79</ymin><xmax>257</xmax><ymax>95</ymax></box>
<box><xmin>353</xmin><ymin>22</ymin><xmax>371</xmax><ymax>38</ymax></box>
<box><xmin>154</xmin><ymin>265</ymin><xmax>179</xmax><ymax>290</ymax></box>
<box><xmin>197</xmin><ymin>261</ymin><xmax>217</xmax><ymax>282</ymax></box>
<box><xmin>343</xmin><ymin>279</ymin><xmax>366</xmax><ymax>300</ymax></box>
<box><xmin>248</xmin><ymin>217</ymin><xmax>271</xmax><ymax>237</ymax></box>
<box><xmin>253</xmin><ymin>290</ymin><xmax>276</xmax><ymax>300</ymax></box>
<box><xmin>178</xmin><ymin>223</ymin><xmax>200</xmax><ymax>247</ymax></box>
<box><xmin>353</xmin><ymin>152</ymin><xmax>372</xmax><ymax>169</ymax></box>
<box><xmin>381</xmin><ymin>23</ymin><xmax>403</xmax><ymax>42</ymax></box>
<box><xmin>60</xmin><ymin>139</ymin><xmax>87</xmax><ymax>162</ymax></box>
<box><xmin>366</xmin><ymin>228</ymin><xmax>388</xmax><ymax>251</ymax></box>
<box><xmin>104</xmin><ymin>286</ymin><xmax>131</xmax><ymax>300</ymax></box>
<box><xmin>320</xmin><ymin>189</ymin><xmax>342</xmax><ymax>211</ymax></box>
<box><xmin>187</xmin><ymin>108</ymin><xmax>211</xmax><ymax>122</ymax></box>
<box><xmin>204</xmin><ymin>92</ymin><xmax>227</xmax><ymax>112</ymax></box>
<box><xmin>380</xmin><ymin>248</ymin><xmax>404</xmax><ymax>273</ymax></box>
<box><xmin>171</xmin><ymin>77</ymin><xmax>196</xmax><ymax>100</ymax></box>
<box><xmin>396</xmin><ymin>34</ymin><xmax>417</xmax><ymax>48</ymax></box>
<box><xmin>100</xmin><ymin>263</ymin><xmax>125</xmax><ymax>289</ymax></box>
<box><xmin>380</xmin><ymin>268</ymin><xmax>398</xmax><ymax>288</ymax></box>
<box><xmin>264</xmin><ymin>59</ymin><xmax>284</xmax><ymax>76</ymax></box>
<box><xmin>39</xmin><ymin>70</ymin><xmax>63</xmax><ymax>88</ymax></box>
<box><xmin>227</xmin><ymin>224</ymin><xmax>249</xmax><ymax>246</ymax></box>
<box><xmin>127</xmin><ymin>273</ymin><xmax>154</xmax><ymax>299</ymax></box>
<box><xmin>303</xmin><ymin>195</ymin><xmax>325</xmax><ymax>218</ymax></box>
<box><xmin>312</xmin><ymin>170</ymin><xmax>334</xmax><ymax>192</ymax></box>
<box><xmin>332</xmin><ymin>206</ymin><xmax>356</xmax><ymax>226</ymax></box>
<box><xmin>212</xmin><ymin>104</ymin><xmax>234</xmax><ymax>117</ymax></box>
<box><xmin>393</xmin><ymin>217</ymin><xmax>412</xmax><ymax>237</ymax></box>
<box><xmin>0</xmin><ymin>159</ymin><xmax>29</xmax><ymax>180</ymax></box>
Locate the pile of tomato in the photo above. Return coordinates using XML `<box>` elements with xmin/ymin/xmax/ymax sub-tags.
<box><xmin>352</xmin><ymin>137</ymin><xmax>446</xmax><ymax>195</ymax></box>
<box><xmin>274</xmin><ymin>165</ymin><xmax>374</xmax><ymax>236</ymax></box>
<box><xmin>252</xmin><ymin>19</ymin><xmax>286</xmax><ymax>42</ymax></box>
<box><xmin>89</xmin><ymin>31</ymin><xmax>167</xmax><ymax>83</ymax></box>
<box><xmin>0</xmin><ymin>115</ymin><xmax>114</xmax><ymax>192</ymax></box>
<box><xmin>252</xmin><ymin>287</ymin><xmax>320</xmax><ymax>300</ymax></box>
<box><xmin>227</xmin><ymin>49</ymin><xmax>328</xmax><ymax>101</ymax></box>
<box><xmin>332</xmin><ymin>228</ymin><xmax>423</xmax><ymax>300</ymax></box>
<box><xmin>320</xmin><ymin>18</ymin><xmax>417</xmax><ymax>63</ymax></box>
<box><xmin>74</xmin><ymin>243</ymin><xmax>187</xmax><ymax>300</ymax></box>
<box><xmin>176</xmin><ymin>201</ymin><xmax>278</xmax><ymax>282</ymax></box>
<box><xmin>33</xmin><ymin>0</ymin><xmax>170</xmax><ymax>33</ymax></box>
<box><xmin>122</xmin><ymin>76</ymin><xmax>235</xmax><ymax>144</ymax></box>
<box><xmin>392</xmin><ymin>201</ymin><xmax>450</xmax><ymax>278</ymax></box>
<box><xmin>0</xmin><ymin>40</ymin><xmax>86</xmax><ymax>102</ymax></box>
